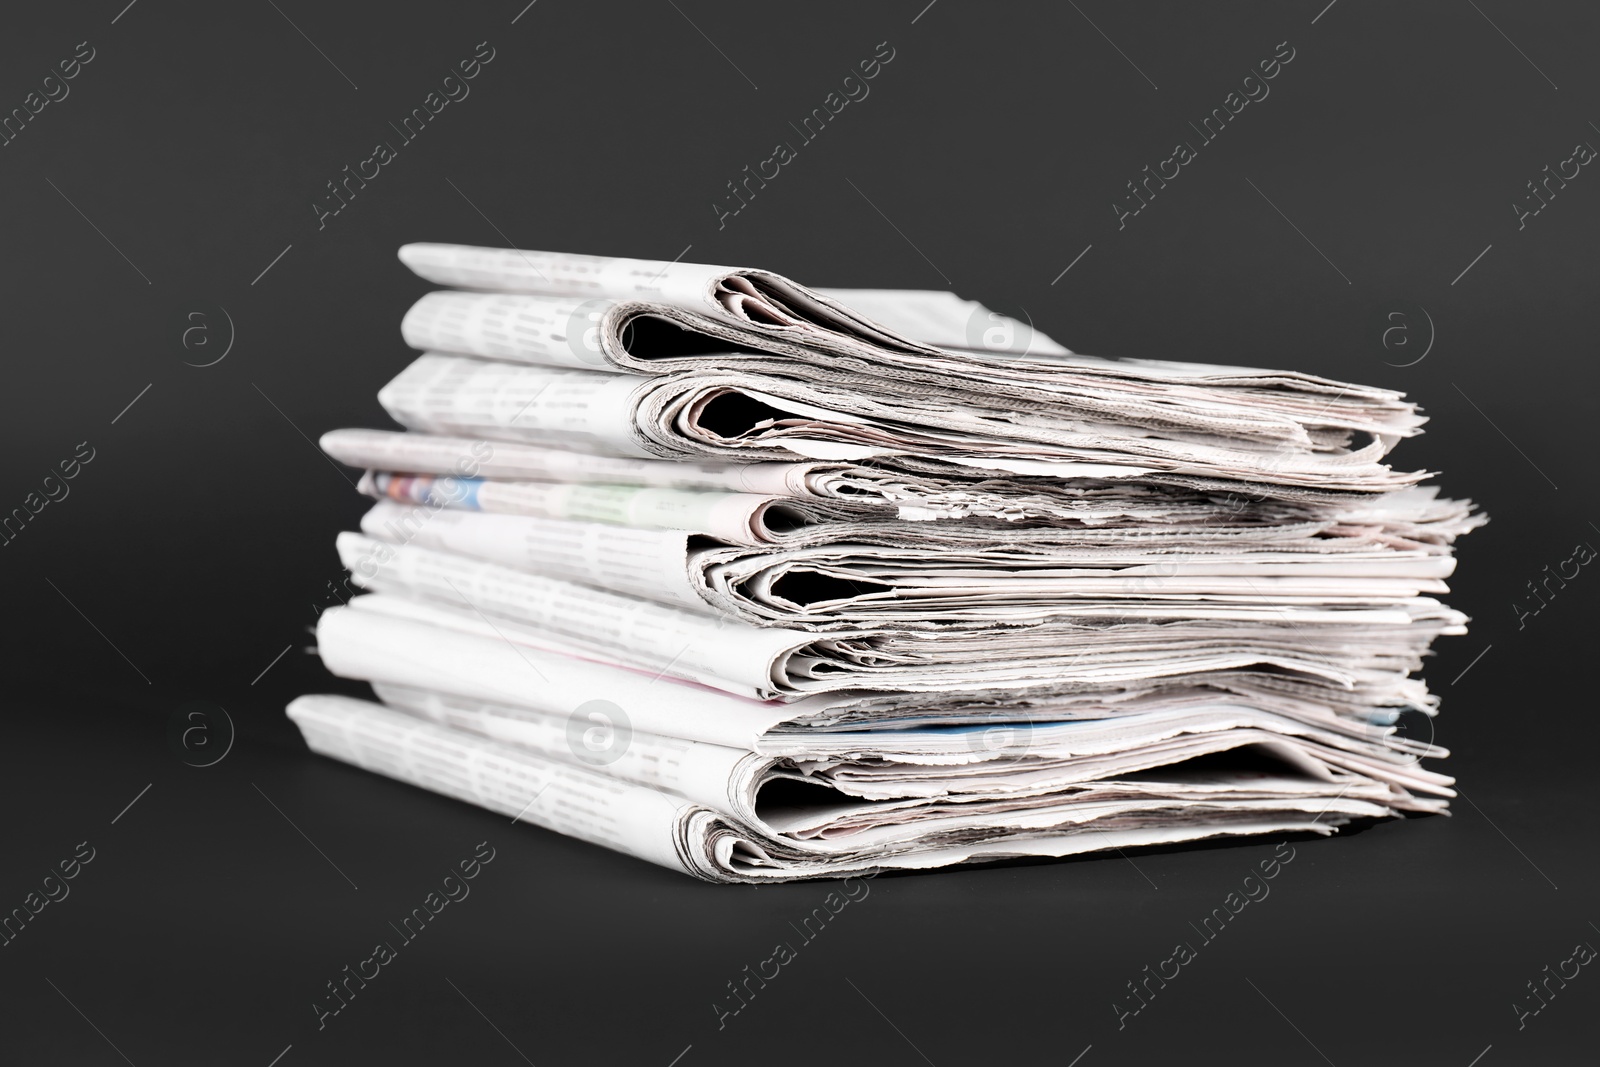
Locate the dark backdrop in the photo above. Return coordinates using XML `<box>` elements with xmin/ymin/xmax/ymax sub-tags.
<box><xmin>2</xmin><ymin>1</ymin><xmax>1595</xmax><ymax>1063</ymax></box>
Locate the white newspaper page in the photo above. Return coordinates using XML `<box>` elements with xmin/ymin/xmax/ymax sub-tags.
<box><xmin>288</xmin><ymin>695</ymin><xmax>695</xmax><ymax>874</ymax></box>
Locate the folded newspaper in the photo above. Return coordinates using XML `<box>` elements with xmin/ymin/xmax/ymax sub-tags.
<box><xmin>287</xmin><ymin>244</ymin><xmax>1480</xmax><ymax>883</ymax></box>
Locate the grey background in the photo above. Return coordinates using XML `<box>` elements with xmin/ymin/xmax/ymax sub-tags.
<box><xmin>1</xmin><ymin>1</ymin><xmax>1595</xmax><ymax>1063</ymax></box>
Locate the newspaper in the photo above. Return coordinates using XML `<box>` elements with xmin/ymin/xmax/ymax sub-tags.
<box><xmin>317</xmin><ymin>587</ymin><xmax>1459</xmax><ymax>731</ymax></box>
<box><xmin>352</xmin><ymin>464</ymin><xmax>1478</xmax><ymax>541</ymax></box>
<box><xmin>323</xmin><ymin>427</ymin><xmax>1407</xmax><ymax>523</ymax></box>
<box><xmin>362</xmin><ymin>682</ymin><xmax>1451</xmax><ymax>808</ymax></box>
<box><xmin>325</xmin><ymin>426</ymin><xmax>1478</xmax><ymax>527</ymax></box>
<box><xmin>329</xmin><ymin>596</ymin><xmax>1361</xmax><ymax>737</ymax></box>
<box><xmin>324</xmin><ymin>596</ymin><xmax>1445</xmax><ymax>735</ymax></box>
<box><xmin>287</xmin><ymin>693</ymin><xmax>1414</xmax><ymax>882</ymax></box>
<box><xmin>395</xmin><ymin>244</ymin><xmax>1423</xmax><ymax>446</ymax></box>
<box><xmin>376</xmin><ymin>353</ymin><xmax>1424</xmax><ymax>489</ymax></box>
<box><xmin>352</xmin><ymin>499</ymin><xmax>1469</xmax><ymax>628</ymax></box>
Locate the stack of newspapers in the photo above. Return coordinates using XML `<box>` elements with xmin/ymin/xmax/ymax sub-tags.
<box><xmin>287</xmin><ymin>243</ymin><xmax>1482</xmax><ymax>883</ymax></box>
